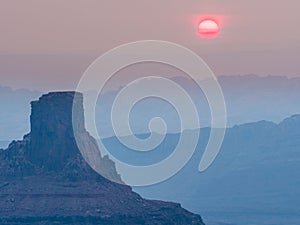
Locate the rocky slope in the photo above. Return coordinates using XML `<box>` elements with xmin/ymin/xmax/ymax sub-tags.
<box><xmin>0</xmin><ymin>92</ymin><xmax>204</xmax><ymax>225</ymax></box>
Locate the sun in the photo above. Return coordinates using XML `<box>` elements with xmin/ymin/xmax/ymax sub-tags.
<box><xmin>198</xmin><ymin>19</ymin><xmax>220</xmax><ymax>39</ymax></box>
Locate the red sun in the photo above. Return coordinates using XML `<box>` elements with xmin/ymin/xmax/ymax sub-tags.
<box><xmin>198</xmin><ymin>19</ymin><xmax>220</xmax><ymax>39</ymax></box>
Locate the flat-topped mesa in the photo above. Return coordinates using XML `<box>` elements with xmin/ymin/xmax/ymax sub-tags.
<box><xmin>27</xmin><ymin>92</ymin><xmax>85</xmax><ymax>170</ymax></box>
<box><xmin>26</xmin><ymin>92</ymin><xmax>84</xmax><ymax>170</ymax></box>
<box><xmin>0</xmin><ymin>91</ymin><xmax>205</xmax><ymax>224</ymax></box>
<box><xmin>19</xmin><ymin>91</ymin><xmax>122</xmax><ymax>182</ymax></box>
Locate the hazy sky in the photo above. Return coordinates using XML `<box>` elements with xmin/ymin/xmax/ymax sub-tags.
<box><xmin>0</xmin><ymin>0</ymin><xmax>299</xmax><ymax>90</ymax></box>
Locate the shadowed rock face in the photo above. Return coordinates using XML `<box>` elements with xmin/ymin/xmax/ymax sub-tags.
<box><xmin>0</xmin><ymin>91</ymin><xmax>205</xmax><ymax>225</ymax></box>
<box><xmin>28</xmin><ymin>92</ymin><xmax>82</xmax><ymax>170</ymax></box>
<box><xmin>25</xmin><ymin>92</ymin><xmax>122</xmax><ymax>182</ymax></box>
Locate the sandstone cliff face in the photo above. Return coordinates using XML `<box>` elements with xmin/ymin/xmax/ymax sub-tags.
<box><xmin>25</xmin><ymin>92</ymin><xmax>122</xmax><ymax>182</ymax></box>
<box><xmin>28</xmin><ymin>92</ymin><xmax>80</xmax><ymax>170</ymax></box>
<box><xmin>0</xmin><ymin>92</ymin><xmax>205</xmax><ymax>225</ymax></box>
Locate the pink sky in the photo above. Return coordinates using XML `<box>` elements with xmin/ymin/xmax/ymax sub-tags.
<box><xmin>0</xmin><ymin>0</ymin><xmax>299</xmax><ymax>90</ymax></box>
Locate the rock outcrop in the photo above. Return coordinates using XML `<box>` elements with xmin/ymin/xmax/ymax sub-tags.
<box><xmin>0</xmin><ymin>92</ymin><xmax>205</xmax><ymax>225</ymax></box>
<box><xmin>28</xmin><ymin>92</ymin><xmax>83</xmax><ymax>170</ymax></box>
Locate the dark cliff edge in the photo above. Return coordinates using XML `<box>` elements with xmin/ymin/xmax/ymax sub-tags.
<box><xmin>0</xmin><ymin>92</ymin><xmax>204</xmax><ymax>225</ymax></box>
